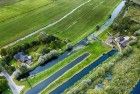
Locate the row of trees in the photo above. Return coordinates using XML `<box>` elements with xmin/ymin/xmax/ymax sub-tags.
<box><xmin>0</xmin><ymin>60</ymin><xmax>9</xmax><ymax>93</ymax></box>
<box><xmin>65</xmin><ymin>44</ymin><xmax>134</xmax><ymax>94</ymax></box>
<box><xmin>38</xmin><ymin>50</ymin><xmax>59</xmax><ymax>64</ymax></box>
<box><xmin>0</xmin><ymin>33</ymin><xmax>63</xmax><ymax>59</ymax></box>
<box><xmin>111</xmin><ymin>17</ymin><xmax>134</xmax><ymax>34</ymax></box>
<box><xmin>0</xmin><ymin>32</ymin><xmax>65</xmax><ymax>75</ymax></box>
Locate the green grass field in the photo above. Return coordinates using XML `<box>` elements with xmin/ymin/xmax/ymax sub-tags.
<box><xmin>0</xmin><ymin>0</ymin><xmax>122</xmax><ymax>93</ymax></box>
<box><xmin>0</xmin><ymin>0</ymin><xmax>121</xmax><ymax>48</ymax></box>
<box><xmin>45</xmin><ymin>0</ymin><xmax>120</xmax><ymax>42</ymax></box>
<box><xmin>0</xmin><ymin>0</ymin><xmax>86</xmax><ymax>47</ymax></box>
<box><xmin>62</xmin><ymin>4</ymin><xmax>140</xmax><ymax>93</ymax></box>
<box><xmin>0</xmin><ymin>0</ymin><xmax>20</xmax><ymax>6</ymax></box>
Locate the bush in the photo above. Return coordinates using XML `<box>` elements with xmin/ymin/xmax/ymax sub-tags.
<box><xmin>129</xmin><ymin>38</ymin><xmax>138</xmax><ymax>46</ymax></box>
<box><xmin>0</xmin><ymin>48</ymin><xmax>7</xmax><ymax>56</ymax></box>
<box><xmin>67</xmin><ymin>87</ymin><xmax>80</xmax><ymax>94</ymax></box>
<box><xmin>0</xmin><ymin>77</ymin><xmax>8</xmax><ymax>93</ymax></box>
<box><xmin>134</xmin><ymin>30</ymin><xmax>140</xmax><ymax>36</ymax></box>
<box><xmin>38</xmin><ymin>50</ymin><xmax>59</xmax><ymax>64</ymax></box>
<box><xmin>96</xmin><ymin>25</ymin><xmax>100</xmax><ymax>31</ymax></box>
<box><xmin>13</xmin><ymin>69</ymin><xmax>22</xmax><ymax>79</ymax></box>
<box><xmin>66</xmin><ymin>43</ymin><xmax>73</xmax><ymax>51</ymax></box>
<box><xmin>136</xmin><ymin>41</ymin><xmax>140</xmax><ymax>48</ymax></box>
<box><xmin>122</xmin><ymin>46</ymin><xmax>133</xmax><ymax>57</ymax></box>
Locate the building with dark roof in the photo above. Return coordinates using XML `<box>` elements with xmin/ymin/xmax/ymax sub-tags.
<box><xmin>14</xmin><ymin>52</ymin><xmax>32</xmax><ymax>64</ymax></box>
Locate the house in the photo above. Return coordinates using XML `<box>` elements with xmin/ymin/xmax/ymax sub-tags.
<box><xmin>115</xmin><ymin>36</ymin><xmax>130</xmax><ymax>48</ymax></box>
<box><xmin>14</xmin><ymin>52</ymin><xmax>32</xmax><ymax>64</ymax></box>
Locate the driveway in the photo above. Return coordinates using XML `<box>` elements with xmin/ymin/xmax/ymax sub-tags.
<box><xmin>2</xmin><ymin>70</ymin><xmax>23</xmax><ymax>94</ymax></box>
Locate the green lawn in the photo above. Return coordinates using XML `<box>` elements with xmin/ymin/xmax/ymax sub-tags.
<box><xmin>1</xmin><ymin>0</ymin><xmax>122</xmax><ymax>93</ymax></box>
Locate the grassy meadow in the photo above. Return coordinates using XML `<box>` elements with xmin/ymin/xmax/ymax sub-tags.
<box><xmin>0</xmin><ymin>0</ymin><xmax>121</xmax><ymax>48</ymax></box>
<box><xmin>0</xmin><ymin>0</ymin><xmax>86</xmax><ymax>47</ymax></box>
<box><xmin>0</xmin><ymin>0</ymin><xmax>123</xmax><ymax>93</ymax></box>
<box><xmin>63</xmin><ymin>4</ymin><xmax>140</xmax><ymax>94</ymax></box>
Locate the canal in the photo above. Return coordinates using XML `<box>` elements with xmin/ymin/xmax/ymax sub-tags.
<box><xmin>26</xmin><ymin>53</ymin><xmax>90</xmax><ymax>94</ymax></box>
<box><xmin>131</xmin><ymin>81</ymin><xmax>140</xmax><ymax>94</ymax></box>
<box><xmin>50</xmin><ymin>49</ymin><xmax>117</xmax><ymax>94</ymax></box>
<box><xmin>28</xmin><ymin>0</ymin><xmax>126</xmax><ymax>76</ymax></box>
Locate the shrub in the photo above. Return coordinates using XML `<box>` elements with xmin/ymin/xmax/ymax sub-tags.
<box><xmin>67</xmin><ymin>87</ymin><xmax>80</xmax><ymax>94</ymax></box>
<box><xmin>66</xmin><ymin>43</ymin><xmax>73</xmax><ymax>51</ymax></box>
<box><xmin>122</xmin><ymin>46</ymin><xmax>133</xmax><ymax>57</ymax></box>
<box><xmin>0</xmin><ymin>77</ymin><xmax>8</xmax><ymax>93</ymax></box>
<box><xmin>134</xmin><ymin>30</ymin><xmax>140</xmax><ymax>36</ymax></box>
<box><xmin>129</xmin><ymin>38</ymin><xmax>138</xmax><ymax>46</ymax></box>
<box><xmin>38</xmin><ymin>50</ymin><xmax>59</xmax><ymax>64</ymax></box>
<box><xmin>0</xmin><ymin>48</ymin><xmax>7</xmax><ymax>56</ymax></box>
<box><xmin>96</xmin><ymin>25</ymin><xmax>100</xmax><ymax>31</ymax></box>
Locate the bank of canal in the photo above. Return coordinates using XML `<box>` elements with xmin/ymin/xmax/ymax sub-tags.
<box><xmin>28</xmin><ymin>0</ymin><xmax>125</xmax><ymax>76</ymax></box>
<box><xmin>26</xmin><ymin>53</ymin><xmax>90</xmax><ymax>94</ymax></box>
<box><xmin>131</xmin><ymin>81</ymin><xmax>140</xmax><ymax>94</ymax></box>
<box><xmin>50</xmin><ymin>49</ymin><xmax>117</xmax><ymax>94</ymax></box>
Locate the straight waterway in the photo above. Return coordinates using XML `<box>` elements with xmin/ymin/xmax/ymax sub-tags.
<box><xmin>26</xmin><ymin>53</ymin><xmax>90</xmax><ymax>94</ymax></box>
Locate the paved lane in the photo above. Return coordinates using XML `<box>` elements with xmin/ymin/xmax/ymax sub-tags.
<box><xmin>2</xmin><ymin>70</ymin><xmax>23</xmax><ymax>94</ymax></box>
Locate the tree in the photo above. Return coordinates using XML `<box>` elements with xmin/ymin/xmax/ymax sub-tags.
<box><xmin>96</xmin><ymin>25</ymin><xmax>100</xmax><ymax>31</ymax></box>
<box><xmin>0</xmin><ymin>48</ymin><xmax>7</xmax><ymax>56</ymax></box>
<box><xmin>38</xmin><ymin>32</ymin><xmax>49</xmax><ymax>44</ymax></box>
<box><xmin>0</xmin><ymin>77</ymin><xmax>8</xmax><ymax>93</ymax></box>
<box><xmin>66</xmin><ymin>43</ymin><xmax>73</xmax><ymax>51</ymax></box>
<box><xmin>19</xmin><ymin>64</ymin><xmax>29</xmax><ymax>74</ymax></box>
<box><xmin>38</xmin><ymin>50</ymin><xmax>59</xmax><ymax>64</ymax></box>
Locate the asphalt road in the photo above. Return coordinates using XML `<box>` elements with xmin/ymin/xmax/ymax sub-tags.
<box><xmin>2</xmin><ymin>70</ymin><xmax>23</xmax><ymax>94</ymax></box>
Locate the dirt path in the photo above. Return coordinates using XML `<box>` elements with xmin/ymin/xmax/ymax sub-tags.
<box><xmin>2</xmin><ymin>0</ymin><xmax>91</xmax><ymax>49</ymax></box>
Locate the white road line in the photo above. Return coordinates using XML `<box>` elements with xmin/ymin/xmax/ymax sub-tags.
<box><xmin>2</xmin><ymin>0</ymin><xmax>91</xmax><ymax>49</ymax></box>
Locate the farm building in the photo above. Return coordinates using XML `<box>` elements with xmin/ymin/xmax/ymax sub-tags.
<box><xmin>14</xmin><ymin>52</ymin><xmax>32</xmax><ymax>64</ymax></box>
<box><xmin>115</xmin><ymin>36</ymin><xmax>130</xmax><ymax>48</ymax></box>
